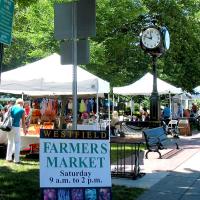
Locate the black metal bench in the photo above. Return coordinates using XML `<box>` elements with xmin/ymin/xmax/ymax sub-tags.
<box><xmin>143</xmin><ymin>127</ymin><xmax>179</xmax><ymax>159</ymax></box>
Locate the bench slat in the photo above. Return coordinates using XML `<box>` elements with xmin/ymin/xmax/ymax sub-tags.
<box><xmin>143</xmin><ymin>127</ymin><xmax>179</xmax><ymax>159</ymax></box>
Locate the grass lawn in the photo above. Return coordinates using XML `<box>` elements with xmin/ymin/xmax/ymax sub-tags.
<box><xmin>110</xmin><ymin>143</ymin><xmax>146</xmax><ymax>164</ymax></box>
<box><xmin>0</xmin><ymin>158</ymin><xmax>40</xmax><ymax>199</ymax></box>
<box><xmin>0</xmin><ymin>145</ymin><xmax>146</xmax><ymax>199</ymax></box>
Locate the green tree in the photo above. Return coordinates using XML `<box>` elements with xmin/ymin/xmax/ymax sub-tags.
<box><xmin>3</xmin><ymin>0</ymin><xmax>58</xmax><ymax>71</ymax></box>
<box><xmin>87</xmin><ymin>0</ymin><xmax>149</xmax><ymax>87</ymax></box>
<box><xmin>141</xmin><ymin>0</ymin><xmax>200</xmax><ymax>92</ymax></box>
<box><xmin>2</xmin><ymin>0</ymin><xmax>200</xmax><ymax>93</ymax></box>
<box><xmin>88</xmin><ymin>0</ymin><xmax>200</xmax><ymax>92</ymax></box>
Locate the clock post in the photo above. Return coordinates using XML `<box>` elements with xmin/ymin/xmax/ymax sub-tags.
<box><xmin>150</xmin><ymin>55</ymin><xmax>160</xmax><ymax>121</ymax></box>
<box><xmin>140</xmin><ymin>22</ymin><xmax>170</xmax><ymax>122</ymax></box>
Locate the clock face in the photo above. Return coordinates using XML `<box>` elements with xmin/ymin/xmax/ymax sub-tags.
<box><xmin>141</xmin><ymin>28</ymin><xmax>161</xmax><ymax>49</ymax></box>
<box><xmin>164</xmin><ymin>29</ymin><xmax>170</xmax><ymax>50</ymax></box>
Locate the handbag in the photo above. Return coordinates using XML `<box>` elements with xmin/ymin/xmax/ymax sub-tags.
<box><xmin>0</xmin><ymin>107</ymin><xmax>13</xmax><ymax>132</ymax></box>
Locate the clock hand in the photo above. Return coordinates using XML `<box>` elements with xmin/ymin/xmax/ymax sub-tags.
<box><xmin>144</xmin><ymin>35</ymin><xmax>152</xmax><ymax>39</ymax></box>
<box><xmin>149</xmin><ymin>32</ymin><xmax>152</xmax><ymax>39</ymax></box>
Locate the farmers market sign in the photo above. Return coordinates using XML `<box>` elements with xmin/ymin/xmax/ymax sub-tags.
<box><xmin>40</xmin><ymin>129</ymin><xmax>111</xmax><ymax>199</ymax></box>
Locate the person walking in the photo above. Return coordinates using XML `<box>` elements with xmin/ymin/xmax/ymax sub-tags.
<box><xmin>162</xmin><ymin>104</ymin><xmax>171</xmax><ymax>124</ymax></box>
<box><xmin>6</xmin><ymin>98</ymin><xmax>26</xmax><ymax>164</ymax></box>
<box><xmin>177</xmin><ymin>102</ymin><xmax>183</xmax><ymax>118</ymax></box>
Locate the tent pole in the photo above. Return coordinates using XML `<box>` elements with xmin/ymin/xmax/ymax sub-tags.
<box><xmin>0</xmin><ymin>43</ymin><xmax>4</xmax><ymax>84</ymax></box>
<box><xmin>181</xmin><ymin>95</ymin><xmax>183</xmax><ymax>117</ymax></box>
<box><xmin>21</xmin><ymin>92</ymin><xmax>24</xmax><ymax>100</ymax></box>
<box><xmin>108</xmin><ymin>93</ymin><xmax>110</xmax><ymax>141</ymax></box>
<box><xmin>169</xmin><ymin>92</ymin><xmax>172</xmax><ymax>119</ymax></box>
<box><xmin>96</xmin><ymin>93</ymin><xmax>99</xmax><ymax>129</ymax></box>
<box><xmin>72</xmin><ymin>2</ymin><xmax>77</xmax><ymax>130</ymax></box>
<box><xmin>130</xmin><ymin>97</ymin><xmax>133</xmax><ymax>117</ymax></box>
<box><xmin>112</xmin><ymin>94</ymin><xmax>114</xmax><ymax>113</ymax></box>
<box><xmin>117</xmin><ymin>95</ymin><xmax>119</xmax><ymax>113</ymax></box>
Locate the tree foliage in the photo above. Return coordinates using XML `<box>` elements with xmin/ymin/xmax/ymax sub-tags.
<box><xmin>141</xmin><ymin>0</ymin><xmax>200</xmax><ymax>91</ymax></box>
<box><xmin>88</xmin><ymin>0</ymin><xmax>200</xmax><ymax>92</ymax></box>
<box><xmin>87</xmin><ymin>0</ymin><xmax>149</xmax><ymax>87</ymax></box>
<box><xmin>2</xmin><ymin>0</ymin><xmax>200</xmax><ymax>92</ymax></box>
<box><xmin>3</xmin><ymin>0</ymin><xmax>58</xmax><ymax>70</ymax></box>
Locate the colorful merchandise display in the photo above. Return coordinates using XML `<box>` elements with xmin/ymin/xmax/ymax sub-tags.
<box><xmin>23</xmin><ymin>96</ymin><xmax>110</xmax><ymax>136</ymax></box>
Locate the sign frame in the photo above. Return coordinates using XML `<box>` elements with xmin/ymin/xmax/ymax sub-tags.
<box><xmin>40</xmin><ymin>129</ymin><xmax>112</xmax><ymax>199</ymax></box>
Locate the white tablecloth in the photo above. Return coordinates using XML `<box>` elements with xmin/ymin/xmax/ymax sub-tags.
<box><xmin>77</xmin><ymin>124</ymin><xmax>100</xmax><ymax>131</ymax></box>
<box><xmin>0</xmin><ymin>130</ymin><xmax>39</xmax><ymax>150</ymax></box>
<box><xmin>20</xmin><ymin>134</ymin><xmax>39</xmax><ymax>149</ymax></box>
<box><xmin>0</xmin><ymin>130</ymin><xmax>8</xmax><ymax>144</ymax></box>
<box><xmin>77</xmin><ymin>121</ymin><xmax>108</xmax><ymax>131</ymax></box>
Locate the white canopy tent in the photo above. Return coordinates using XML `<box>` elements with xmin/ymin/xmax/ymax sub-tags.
<box><xmin>113</xmin><ymin>72</ymin><xmax>182</xmax><ymax>95</ymax></box>
<box><xmin>0</xmin><ymin>54</ymin><xmax>111</xmax><ymax>146</ymax></box>
<box><xmin>113</xmin><ymin>73</ymin><xmax>182</xmax><ymax>118</ymax></box>
<box><xmin>194</xmin><ymin>86</ymin><xmax>200</xmax><ymax>93</ymax></box>
<box><xmin>192</xmin><ymin>86</ymin><xmax>200</xmax><ymax>99</ymax></box>
<box><xmin>172</xmin><ymin>93</ymin><xmax>192</xmax><ymax>117</ymax></box>
<box><xmin>0</xmin><ymin>53</ymin><xmax>110</xmax><ymax>96</ymax></box>
<box><xmin>192</xmin><ymin>94</ymin><xmax>200</xmax><ymax>99</ymax></box>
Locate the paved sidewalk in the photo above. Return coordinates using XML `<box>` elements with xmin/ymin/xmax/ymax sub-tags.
<box><xmin>136</xmin><ymin>150</ymin><xmax>200</xmax><ymax>200</ymax></box>
<box><xmin>112</xmin><ymin>132</ymin><xmax>200</xmax><ymax>200</ymax></box>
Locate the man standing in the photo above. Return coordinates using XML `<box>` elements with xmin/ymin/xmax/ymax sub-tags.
<box><xmin>191</xmin><ymin>103</ymin><xmax>198</xmax><ymax>116</ymax></box>
<box><xmin>177</xmin><ymin>102</ymin><xmax>183</xmax><ymax>118</ymax></box>
<box><xmin>162</xmin><ymin>104</ymin><xmax>171</xmax><ymax>124</ymax></box>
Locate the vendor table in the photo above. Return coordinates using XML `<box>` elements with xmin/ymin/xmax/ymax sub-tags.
<box><xmin>77</xmin><ymin>124</ymin><xmax>100</xmax><ymax>131</ymax></box>
<box><xmin>20</xmin><ymin>133</ymin><xmax>39</xmax><ymax>150</ymax></box>
<box><xmin>76</xmin><ymin>120</ymin><xmax>108</xmax><ymax>131</ymax></box>
<box><xmin>0</xmin><ymin>130</ymin><xmax>8</xmax><ymax>144</ymax></box>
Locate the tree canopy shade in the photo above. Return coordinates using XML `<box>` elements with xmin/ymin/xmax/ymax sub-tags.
<box><xmin>2</xmin><ymin>0</ymin><xmax>200</xmax><ymax>92</ymax></box>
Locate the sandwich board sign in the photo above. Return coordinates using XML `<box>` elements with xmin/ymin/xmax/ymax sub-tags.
<box><xmin>40</xmin><ymin>129</ymin><xmax>112</xmax><ymax>199</ymax></box>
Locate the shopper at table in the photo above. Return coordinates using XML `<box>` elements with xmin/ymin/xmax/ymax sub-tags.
<box><xmin>162</xmin><ymin>104</ymin><xmax>171</xmax><ymax>124</ymax></box>
<box><xmin>191</xmin><ymin>103</ymin><xmax>198</xmax><ymax>116</ymax></box>
<box><xmin>177</xmin><ymin>103</ymin><xmax>183</xmax><ymax>118</ymax></box>
<box><xmin>183</xmin><ymin>109</ymin><xmax>190</xmax><ymax>118</ymax></box>
<box><xmin>24</xmin><ymin>101</ymin><xmax>32</xmax><ymax>129</ymax></box>
<box><xmin>6</xmin><ymin>98</ymin><xmax>26</xmax><ymax>164</ymax></box>
<box><xmin>106</xmin><ymin>111</ymin><xmax>120</xmax><ymax>136</ymax></box>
